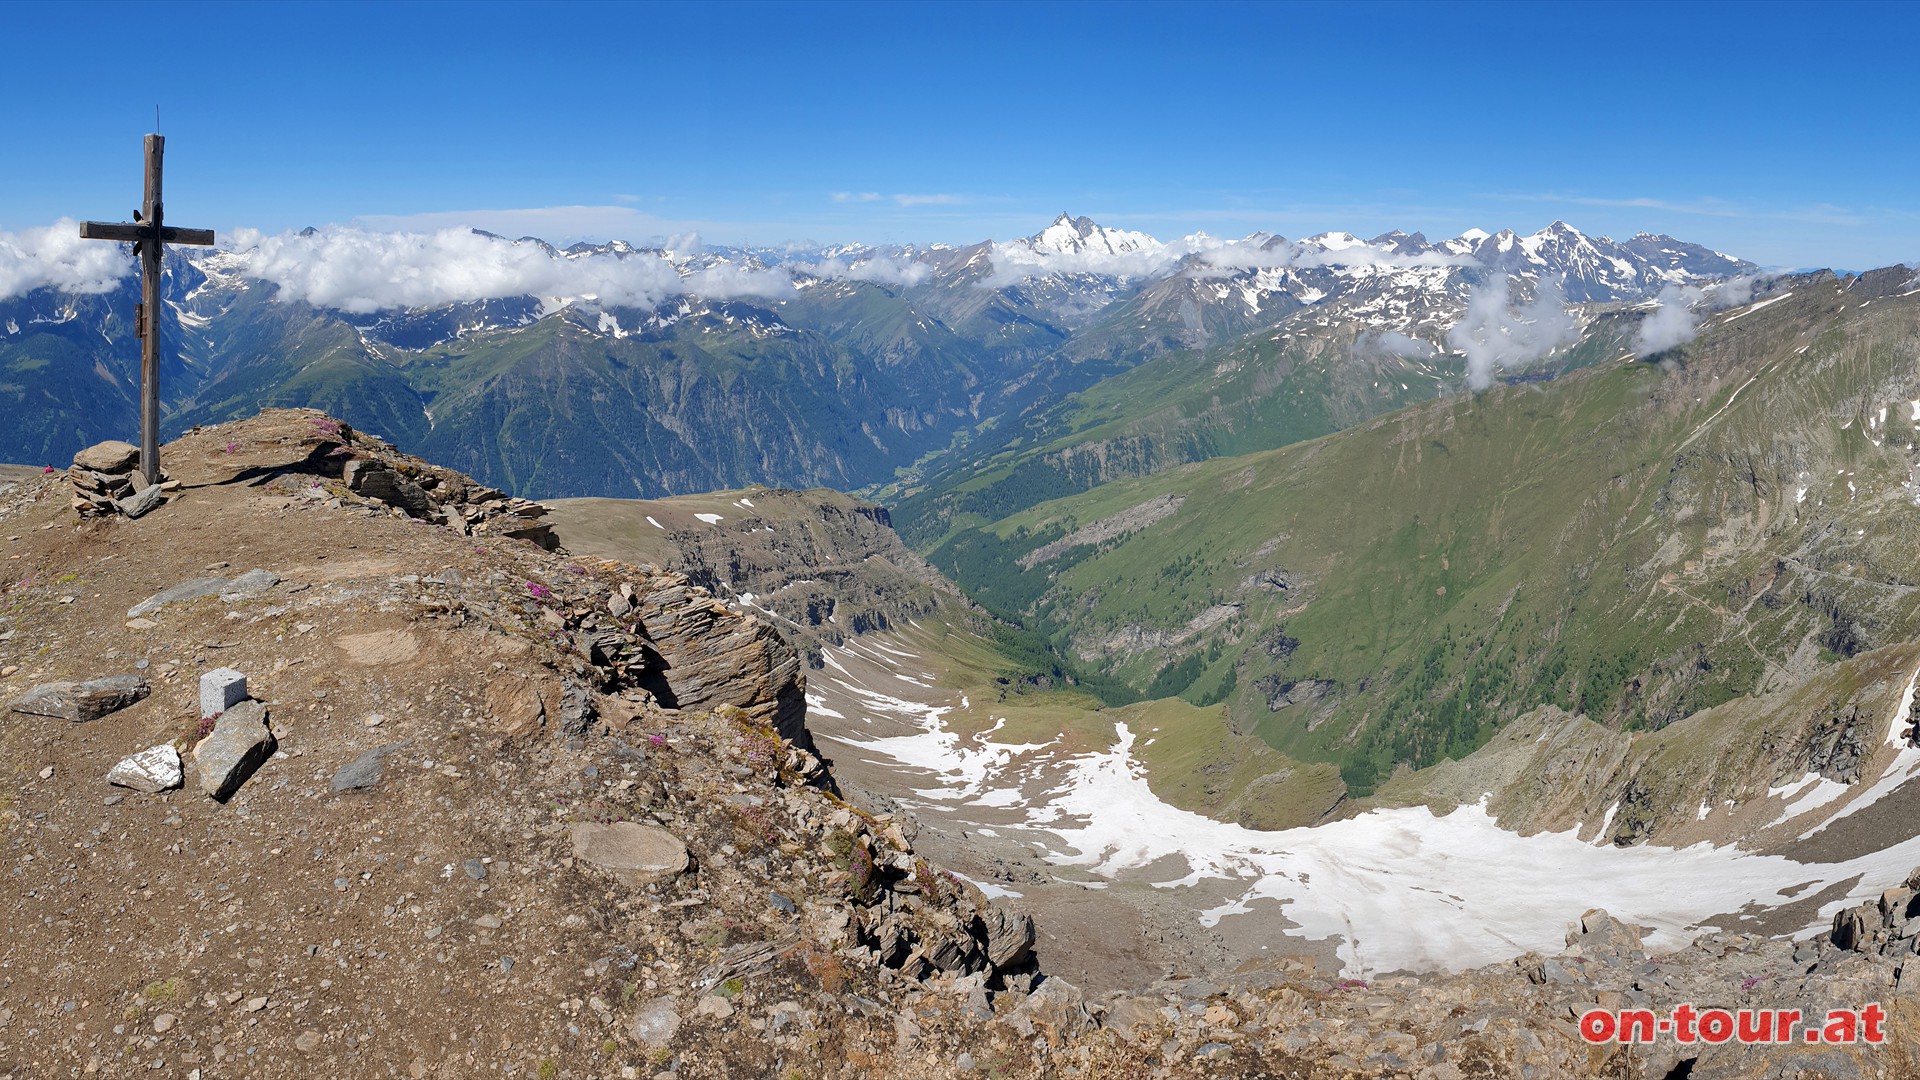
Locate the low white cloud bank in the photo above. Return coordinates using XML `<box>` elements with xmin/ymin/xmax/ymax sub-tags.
<box><xmin>231</xmin><ymin>227</ymin><xmax>797</xmax><ymax>313</ymax></box>
<box><xmin>0</xmin><ymin>218</ymin><xmax>135</xmax><ymax>301</ymax></box>
<box><xmin>794</xmin><ymin>254</ymin><xmax>930</xmax><ymax>288</ymax></box>
<box><xmin>221</xmin><ymin>227</ymin><xmax>930</xmax><ymax>313</ymax></box>
<box><xmin>1447</xmin><ymin>273</ymin><xmax>1581</xmax><ymax>390</ymax></box>
<box><xmin>1632</xmin><ymin>275</ymin><xmax>1763</xmax><ymax>358</ymax></box>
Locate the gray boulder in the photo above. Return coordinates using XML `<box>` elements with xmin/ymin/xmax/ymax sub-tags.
<box><xmin>128</xmin><ymin>570</ymin><xmax>278</xmax><ymax>618</ymax></box>
<box><xmin>10</xmin><ymin>675</ymin><xmax>150</xmax><ymax>722</ymax></box>
<box><xmin>193</xmin><ymin>700</ymin><xmax>276</xmax><ymax>802</ymax></box>
<box><xmin>116</xmin><ymin>485</ymin><xmax>166</xmax><ymax>519</ymax></box>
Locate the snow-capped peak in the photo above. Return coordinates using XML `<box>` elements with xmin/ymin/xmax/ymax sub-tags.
<box><xmin>1305</xmin><ymin>231</ymin><xmax>1367</xmax><ymax>251</ymax></box>
<box><xmin>1026</xmin><ymin>213</ymin><xmax>1162</xmax><ymax>258</ymax></box>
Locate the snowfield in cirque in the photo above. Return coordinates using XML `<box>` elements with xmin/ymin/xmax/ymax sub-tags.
<box><xmin>810</xmin><ymin>636</ymin><xmax>1920</xmax><ymax>977</ymax></box>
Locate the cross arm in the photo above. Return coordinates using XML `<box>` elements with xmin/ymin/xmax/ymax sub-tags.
<box><xmin>78</xmin><ymin>221</ymin><xmax>148</xmax><ymax>242</ymax></box>
<box><xmin>78</xmin><ymin>222</ymin><xmax>215</xmax><ymax>246</ymax></box>
<box><xmin>158</xmin><ymin>226</ymin><xmax>215</xmax><ymax>246</ymax></box>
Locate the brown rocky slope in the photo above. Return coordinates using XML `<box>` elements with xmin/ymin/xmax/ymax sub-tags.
<box><xmin>0</xmin><ymin>410</ymin><xmax>1915</xmax><ymax>1080</ymax></box>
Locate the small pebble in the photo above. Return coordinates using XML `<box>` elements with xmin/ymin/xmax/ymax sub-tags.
<box><xmin>499</xmin><ymin>956</ymin><xmax>514</xmax><ymax>973</ymax></box>
<box><xmin>153</xmin><ymin>1013</ymin><xmax>177</xmax><ymax>1033</ymax></box>
<box><xmin>461</xmin><ymin>859</ymin><xmax>487</xmax><ymax>881</ymax></box>
<box><xmin>103</xmin><ymin>795</ymin><xmax>124</xmax><ymax>807</ymax></box>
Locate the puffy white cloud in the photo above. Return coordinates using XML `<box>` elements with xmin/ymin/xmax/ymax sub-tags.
<box><xmin>232</xmin><ymin>227</ymin><xmax>796</xmax><ymax>314</ymax></box>
<box><xmin>1631</xmin><ymin>275</ymin><xmax>1763</xmax><ymax>359</ymax></box>
<box><xmin>1447</xmin><ymin>274</ymin><xmax>1581</xmax><ymax>390</ymax></box>
<box><xmin>1633</xmin><ymin>283</ymin><xmax>1704</xmax><ymax>358</ymax></box>
<box><xmin>831</xmin><ymin>192</ymin><xmax>883</xmax><ymax>203</ymax></box>
<box><xmin>0</xmin><ymin>218</ymin><xmax>135</xmax><ymax>300</ymax></box>
<box><xmin>1708</xmin><ymin>275</ymin><xmax>1757</xmax><ymax>309</ymax></box>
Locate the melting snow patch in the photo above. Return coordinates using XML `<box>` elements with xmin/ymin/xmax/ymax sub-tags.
<box><xmin>1765</xmin><ymin>774</ymin><xmax>1852</xmax><ymax>827</ymax></box>
<box><xmin>949</xmin><ymin>871</ymin><xmax>1024</xmax><ymax>900</ymax></box>
<box><xmin>1029</xmin><ymin>723</ymin><xmax>1920</xmax><ymax>976</ymax></box>
<box><xmin>803</xmin><ymin>694</ymin><xmax>845</xmax><ymax>720</ymax></box>
<box><xmin>694</xmin><ymin>513</ymin><xmax>724</xmax><ymax>524</ymax></box>
<box><xmin>822</xmin><ymin>684</ymin><xmax>1052</xmax><ymax>803</ymax></box>
<box><xmin>645</xmin><ymin>516</ymin><xmax>663</xmax><ymax>530</ymax></box>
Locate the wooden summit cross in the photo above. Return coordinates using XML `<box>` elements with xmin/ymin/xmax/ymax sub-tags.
<box><xmin>78</xmin><ymin>135</ymin><xmax>215</xmax><ymax>488</ymax></box>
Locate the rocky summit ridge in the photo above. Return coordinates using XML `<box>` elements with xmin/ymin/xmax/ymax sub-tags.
<box><xmin>1</xmin><ymin>410</ymin><xmax>1917</xmax><ymax>1079</ymax></box>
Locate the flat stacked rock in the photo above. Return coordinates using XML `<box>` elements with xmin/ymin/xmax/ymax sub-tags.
<box><xmin>69</xmin><ymin>441</ymin><xmax>171</xmax><ymax>519</ymax></box>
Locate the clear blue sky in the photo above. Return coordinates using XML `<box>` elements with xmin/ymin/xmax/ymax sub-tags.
<box><xmin>3</xmin><ymin>0</ymin><xmax>1915</xmax><ymax>269</ymax></box>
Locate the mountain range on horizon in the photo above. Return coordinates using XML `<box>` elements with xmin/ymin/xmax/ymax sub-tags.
<box><xmin>0</xmin><ymin>212</ymin><xmax>1800</xmax><ymax>494</ymax></box>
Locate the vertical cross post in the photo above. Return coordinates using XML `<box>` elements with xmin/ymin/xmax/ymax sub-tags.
<box><xmin>79</xmin><ymin>135</ymin><xmax>215</xmax><ymax>491</ymax></box>
<box><xmin>139</xmin><ymin>135</ymin><xmax>164</xmax><ymax>489</ymax></box>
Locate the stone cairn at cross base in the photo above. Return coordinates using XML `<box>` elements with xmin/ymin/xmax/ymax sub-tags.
<box><xmin>68</xmin><ymin>440</ymin><xmax>175</xmax><ymax>520</ymax></box>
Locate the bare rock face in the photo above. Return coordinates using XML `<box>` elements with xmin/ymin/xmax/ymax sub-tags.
<box><xmin>568</xmin><ymin>822</ymin><xmax>691</xmax><ymax>885</ymax></box>
<box><xmin>106</xmin><ymin>744</ymin><xmax>184</xmax><ymax>793</ymax></box>
<box><xmin>193</xmin><ymin>700</ymin><xmax>276</xmax><ymax>802</ymax></box>
<box><xmin>981</xmin><ymin>901</ymin><xmax>1037</xmax><ymax>972</ymax></box>
<box><xmin>340</xmin><ymin>450</ymin><xmax>555</xmax><ymax>549</ymax></box>
<box><xmin>630</xmin><ymin>581</ymin><xmax>807</xmax><ymax>747</ymax></box>
<box><xmin>9</xmin><ymin>675</ymin><xmax>150</xmax><ymax>722</ymax></box>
